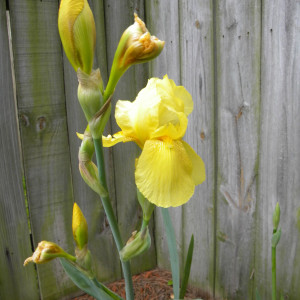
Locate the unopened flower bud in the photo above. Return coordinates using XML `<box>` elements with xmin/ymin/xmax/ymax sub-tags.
<box><xmin>72</xmin><ymin>203</ymin><xmax>88</xmax><ymax>250</ymax></box>
<box><xmin>120</xmin><ymin>228</ymin><xmax>151</xmax><ymax>262</ymax></box>
<box><xmin>77</xmin><ymin>68</ymin><xmax>103</xmax><ymax>123</ymax></box>
<box><xmin>24</xmin><ymin>241</ymin><xmax>75</xmax><ymax>266</ymax></box>
<box><xmin>58</xmin><ymin>0</ymin><xmax>96</xmax><ymax>74</ymax></box>
<box><xmin>272</xmin><ymin>202</ymin><xmax>281</xmax><ymax>231</ymax></box>
<box><xmin>78</xmin><ymin>130</ymin><xmax>108</xmax><ymax>196</ymax></box>
<box><xmin>105</xmin><ymin>13</ymin><xmax>165</xmax><ymax>98</ymax></box>
<box><xmin>117</xmin><ymin>13</ymin><xmax>164</xmax><ymax>68</ymax></box>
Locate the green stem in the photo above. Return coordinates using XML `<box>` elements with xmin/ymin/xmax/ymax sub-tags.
<box><xmin>93</xmin><ymin>138</ymin><xmax>134</xmax><ymax>300</ymax></box>
<box><xmin>272</xmin><ymin>246</ymin><xmax>276</xmax><ymax>300</ymax></box>
<box><xmin>161</xmin><ymin>208</ymin><xmax>180</xmax><ymax>299</ymax></box>
<box><xmin>63</xmin><ymin>253</ymin><xmax>77</xmax><ymax>262</ymax></box>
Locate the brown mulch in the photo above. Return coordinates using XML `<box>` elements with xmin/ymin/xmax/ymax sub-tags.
<box><xmin>72</xmin><ymin>268</ymin><xmax>214</xmax><ymax>300</ymax></box>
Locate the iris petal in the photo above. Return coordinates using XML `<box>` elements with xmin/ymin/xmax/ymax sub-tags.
<box><xmin>135</xmin><ymin>139</ymin><xmax>196</xmax><ymax>207</ymax></box>
<box><xmin>102</xmin><ymin>131</ymin><xmax>135</xmax><ymax>147</ymax></box>
<box><xmin>182</xmin><ymin>141</ymin><xmax>206</xmax><ymax>185</ymax></box>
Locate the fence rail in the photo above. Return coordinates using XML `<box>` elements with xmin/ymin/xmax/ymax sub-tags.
<box><xmin>0</xmin><ymin>1</ymin><xmax>299</xmax><ymax>300</ymax></box>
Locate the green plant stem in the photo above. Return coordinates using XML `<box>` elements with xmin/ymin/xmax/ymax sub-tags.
<box><xmin>272</xmin><ymin>246</ymin><xmax>276</xmax><ymax>300</ymax></box>
<box><xmin>93</xmin><ymin>138</ymin><xmax>134</xmax><ymax>300</ymax></box>
<box><xmin>161</xmin><ymin>208</ymin><xmax>180</xmax><ymax>299</ymax></box>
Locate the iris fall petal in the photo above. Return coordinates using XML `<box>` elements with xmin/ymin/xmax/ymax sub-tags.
<box><xmin>135</xmin><ymin>139</ymin><xmax>196</xmax><ymax>207</ymax></box>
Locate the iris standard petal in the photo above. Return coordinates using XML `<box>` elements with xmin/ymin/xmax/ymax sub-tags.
<box><xmin>115</xmin><ymin>92</ymin><xmax>161</xmax><ymax>146</ymax></box>
<box><xmin>156</xmin><ymin>75</ymin><xmax>193</xmax><ymax>116</ymax></box>
<box><xmin>151</xmin><ymin>111</ymin><xmax>188</xmax><ymax>140</ymax></box>
<box><xmin>135</xmin><ymin>139</ymin><xmax>196</xmax><ymax>207</ymax></box>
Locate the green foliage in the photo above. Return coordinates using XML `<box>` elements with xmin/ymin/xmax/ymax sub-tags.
<box><xmin>60</xmin><ymin>258</ymin><xmax>123</xmax><ymax>300</ymax></box>
<box><xmin>179</xmin><ymin>234</ymin><xmax>194</xmax><ymax>299</ymax></box>
<box><xmin>161</xmin><ymin>208</ymin><xmax>180</xmax><ymax>299</ymax></box>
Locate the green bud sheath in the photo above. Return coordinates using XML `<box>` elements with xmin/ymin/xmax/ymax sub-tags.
<box><xmin>120</xmin><ymin>228</ymin><xmax>151</xmax><ymax>262</ymax></box>
<box><xmin>272</xmin><ymin>228</ymin><xmax>282</xmax><ymax>248</ymax></box>
<box><xmin>77</xmin><ymin>68</ymin><xmax>103</xmax><ymax>123</ymax></box>
<box><xmin>273</xmin><ymin>202</ymin><xmax>281</xmax><ymax>231</ymax></box>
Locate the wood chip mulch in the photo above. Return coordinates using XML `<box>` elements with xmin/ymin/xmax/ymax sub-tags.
<box><xmin>72</xmin><ymin>268</ymin><xmax>215</xmax><ymax>300</ymax></box>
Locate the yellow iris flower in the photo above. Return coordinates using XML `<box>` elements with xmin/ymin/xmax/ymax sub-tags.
<box><xmin>103</xmin><ymin>75</ymin><xmax>205</xmax><ymax>207</ymax></box>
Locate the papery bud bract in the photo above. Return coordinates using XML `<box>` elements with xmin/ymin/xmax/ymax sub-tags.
<box><xmin>72</xmin><ymin>203</ymin><xmax>88</xmax><ymax>250</ymax></box>
<box><xmin>272</xmin><ymin>202</ymin><xmax>281</xmax><ymax>231</ymax></box>
<box><xmin>58</xmin><ymin>0</ymin><xmax>96</xmax><ymax>74</ymax></box>
<box><xmin>120</xmin><ymin>228</ymin><xmax>151</xmax><ymax>262</ymax></box>
<box><xmin>75</xmin><ymin>246</ymin><xmax>94</xmax><ymax>276</ymax></box>
<box><xmin>24</xmin><ymin>241</ymin><xmax>75</xmax><ymax>266</ymax></box>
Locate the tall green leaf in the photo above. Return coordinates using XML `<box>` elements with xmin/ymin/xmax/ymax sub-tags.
<box><xmin>161</xmin><ymin>208</ymin><xmax>180</xmax><ymax>299</ymax></box>
<box><xmin>179</xmin><ymin>234</ymin><xmax>194</xmax><ymax>299</ymax></box>
<box><xmin>60</xmin><ymin>258</ymin><xmax>123</xmax><ymax>300</ymax></box>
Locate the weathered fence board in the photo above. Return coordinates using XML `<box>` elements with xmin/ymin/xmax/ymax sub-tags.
<box><xmin>1</xmin><ymin>1</ymin><xmax>300</xmax><ymax>299</ymax></box>
<box><xmin>256</xmin><ymin>1</ymin><xmax>300</xmax><ymax>299</ymax></box>
<box><xmin>146</xmin><ymin>0</ymin><xmax>184</xmax><ymax>273</ymax></box>
<box><xmin>214</xmin><ymin>0</ymin><xmax>261</xmax><ymax>299</ymax></box>
<box><xmin>103</xmin><ymin>0</ymin><xmax>156</xmax><ymax>275</ymax></box>
<box><xmin>9</xmin><ymin>1</ymin><xmax>76</xmax><ymax>299</ymax></box>
<box><xmin>0</xmin><ymin>3</ymin><xmax>39</xmax><ymax>299</ymax></box>
<box><xmin>179</xmin><ymin>0</ymin><xmax>215</xmax><ymax>293</ymax></box>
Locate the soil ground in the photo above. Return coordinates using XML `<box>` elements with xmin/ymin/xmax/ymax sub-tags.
<box><xmin>72</xmin><ymin>268</ymin><xmax>215</xmax><ymax>300</ymax></box>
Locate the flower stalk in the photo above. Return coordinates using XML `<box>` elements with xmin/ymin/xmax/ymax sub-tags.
<box><xmin>93</xmin><ymin>138</ymin><xmax>134</xmax><ymax>300</ymax></box>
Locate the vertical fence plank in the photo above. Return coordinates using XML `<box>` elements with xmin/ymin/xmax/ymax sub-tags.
<box><xmin>256</xmin><ymin>1</ymin><xmax>300</xmax><ymax>298</ymax></box>
<box><xmin>104</xmin><ymin>0</ymin><xmax>156</xmax><ymax>274</ymax></box>
<box><xmin>62</xmin><ymin>0</ymin><xmax>121</xmax><ymax>282</ymax></box>
<box><xmin>146</xmin><ymin>0</ymin><xmax>184</xmax><ymax>272</ymax></box>
<box><xmin>9</xmin><ymin>1</ymin><xmax>77</xmax><ymax>298</ymax></box>
<box><xmin>215</xmin><ymin>0</ymin><xmax>261</xmax><ymax>298</ymax></box>
<box><xmin>179</xmin><ymin>0</ymin><xmax>215</xmax><ymax>294</ymax></box>
<box><xmin>0</xmin><ymin>3</ymin><xmax>39</xmax><ymax>300</ymax></box>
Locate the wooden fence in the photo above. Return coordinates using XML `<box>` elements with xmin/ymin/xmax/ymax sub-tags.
<box><xmin>0</xmin><ymin>1</ymin><xmax>299</xmax><ymax>299</ymax></box>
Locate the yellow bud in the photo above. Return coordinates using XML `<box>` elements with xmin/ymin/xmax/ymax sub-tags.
<box><xmin>24</xmin><ymin>241</ymin><xmax>75</xmax><ymax>266</ymax></box>
<box><xmin>118</xmin><ymin>14</ymin><xmax>165</xmax><ymax>69</ymax></box>
<box><xmin>58</xmin><ymin>0</ymin><xmax>96</xmax><ymax>74</ymax></box>
<box><xmin>105</xmin><ymin>14</ymin><xmax>165</xmax><ymax>98</ymax></box>
<box><xmin>72</xmin><ymin>203</ymin><xmax>88</xmax><ymax>250</ymax></box>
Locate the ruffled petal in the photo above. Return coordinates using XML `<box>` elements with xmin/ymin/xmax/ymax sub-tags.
<box><xmin>135</xmin><ymin>139</ymin><xmax>196</xmax><ymax>207</ymax></box>
<box><xmin>102</xmin><ymin>131</ymin><xmax>135</xmax><ymax>147</ymax></box>
<box><xmin>156</xmin><ymin>75</ymin><xmax>193</xmax><ymax>116</ymax></box>
<box><xmin>182</xmin><ymin>141</ymin><xmax>206</xmax><ymax>185</ymax></box>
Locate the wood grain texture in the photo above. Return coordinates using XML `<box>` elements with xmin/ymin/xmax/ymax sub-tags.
<box><xmin>0</xmin><ymin>4</ymin><xmax>39</xmax><ymax>300</ymax></box>
<box><xmin>9</xmin><ymin>1</ymin><xmax>76</xmax><ymax>299</ymax></box>
<box><xmin>146</xmin><ymin>0</ymin><xmax>184</xmax><ymax>273</ymax></box>
<box><xmin>256</xmin><ymin>1</ymin><xmax>300</xmax><ymax>299</ymax></box>
<box><xmin>103</xmin><ymin>0</ymin><xmax>156</xmax><ymax>275</ymax></box>
<box><xmin>179</xmin><ymin>0</ymin><xmax>215</xmax><ymax>293</ymax></box>
<box><xmin>214</xmin><ymin>1</ymin><xmax>261</xmax><ymax>298</ymax></box>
